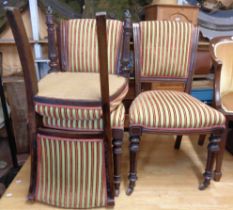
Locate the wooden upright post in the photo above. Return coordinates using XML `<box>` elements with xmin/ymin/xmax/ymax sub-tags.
<box><xmin>46</xmin><ymin>6</ymin><xmax>59</xmax><ymax>73</ymax></box>
<box><xmin>120</xmin><ymin>10</ymin><xmax>132</xmax><ymax>76</ymax></box>
<box><xmin>96</xmin><ymin>12</ymin><xmax>115</xmax><ymax>205</ymax></box>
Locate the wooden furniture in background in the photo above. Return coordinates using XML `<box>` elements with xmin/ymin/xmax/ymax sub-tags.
<box><xmin>0</xmin><ymin>52</ymin><xmax>18</xmax><ymax>168</ymax></box>
<box><xmin>3</xmin><ymin>76</ymin><xmax>28</xmax><ymax>154</ymax></box>
<box><xmin>6</xmin><ymin>7</ymin><xmax>130</xmax><ymax>207</ymax></box>
<box><xmin>144</xmin><ymin>4</ymin><xmax>199</xmax><ymax>24</ymax></box>
<box><xmin>126</xmin><ymin>20</ymin><xmax>226</xmax><ymax>195</ymax></box>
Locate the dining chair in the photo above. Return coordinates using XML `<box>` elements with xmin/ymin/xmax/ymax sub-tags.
<box><xmin>6</xmin><ymin>7</ymin><xmax>129</xmax><ymax>208</ymax></box>
<box><xmin>126</xmin><ymin>20</ymin><xmax>226</xmax><ymax>195</ymax></box>
<box><xmin>46</xmin><ymin>8</ymin><xmax>132</xmax><ymax>196</ymax></box>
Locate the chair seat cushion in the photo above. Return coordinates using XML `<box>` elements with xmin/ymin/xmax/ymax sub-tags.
<box><xmin>129</xmin><ymin>90</ymin><xmax>225</xmax><ymax>130</ymax></box>
<box><xmin>42</xmin><ymin>103</ymin><xmax>125</xmax><ymax>131</ymax></box>
<box><xmin>222</xmin><ymin>92</ymin><xmax>233</xmax><ymax>113</ymax></box>
<box><xmin>34</xmin><ymin>72</ymin><xmax>128</xmax><ymax>120</ymax></box>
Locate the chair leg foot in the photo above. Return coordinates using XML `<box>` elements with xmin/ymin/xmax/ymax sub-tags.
<box><xmin>126</xmin><ymin>184</ymin><xmax>135</xmax><ymax>196</ymax></box>
<box><xmin>199</xmin><ymin>134</ymin><xmax>220</xmax><ymax>190</ymax></box>
<box><xmin>115</xmin><ymin>188</ymin><xmax>120</xmax><ymax>197</ymax></box>
<box><xmin>107</xmin><ymin>197</ymin><xmax>115</xmax><ymax>207</ymax></box>
<box><xmin>113</xmin><ymin>176</ymin><xmax>120</xmax><ymax>197</ymax></box>
<box><xmin>126</xmin><ymin>174</ymin><xmax>137</xmax><ymax>196</ymax></box>
<box><xmin>213</xmin><ymin>171</ymin><xmax>222</xmax><ymax>181</ymax></box>
<box><xmin>27</xmin><ymin>184</ymin><xmax>35</xmax><ymax>201</ymax></box>
<box><xmin>174</xmin><ymin>135</ymin><xmax>182</xmax><ymax>150</ymax></box>
<box><xmin>199</xmin><ymin>177</ymin><xmax>211</xmax><ymax>190</ymax></box>
<box><xmin>127</xmin><ymin>136</ymin><xmax>140</xmax><ymax>196</ymax></box>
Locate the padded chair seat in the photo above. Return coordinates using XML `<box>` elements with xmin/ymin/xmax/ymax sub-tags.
<box><xmin>129</xmin><ymin>90</ymin><xmax>225</xmax><ymax>130</ymax></box>
<box><xmin>42</xmin><ymin>103</ymin><xmax>125</xmax><ymax>131</ymax></box>
<box><xmin>34</xmin><ymin>72</ymin><xmax>128</xmax><ymax>120</ymax></box>
<box><xmin>222</xmin><ymin>92</ymin><xmax>233</xmax><ymax>113</ymax></box>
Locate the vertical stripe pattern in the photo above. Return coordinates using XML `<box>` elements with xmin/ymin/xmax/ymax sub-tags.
<box><xmin>34</xmin><ymin>85</ymin><xmax>128</xmax><ymax>121</ymax></box>
<box><xmin>35</xmin><ymin>134</ymin><xmax>107</xmax><ymax>208</ymax></box>
<box><xmin>42</xmin><ymin>103</ymin><xmax>125</xmax><ymax>131</ymax></box>
<box><xmin>129</xmin><ymin>90</ymin><xmax>225</xmax><ymax>129</ymax></box>
<box><xmin>62</xmin><ymin>19</ymin><xmax>122</xmax><ymax>74</ymax></box>
<box><xmin>140</xmin><ymin>21</ymin><xmax>193</xmax><ymax>78</ymax></box>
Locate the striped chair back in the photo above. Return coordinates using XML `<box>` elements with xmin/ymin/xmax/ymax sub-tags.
<box><xmin>35</xmin><ymin>134</ymin><xmax>107</xmax><ymax>208</ymax></box>
<box><xmin>139</xmin><ymin>21</ymin><xmax>195</xmax><ymax>79</ymax></box>
<box><xmin>60</xmin><ymin>19</ymin><xmax>123</xmax><ymax>74</ymax></box>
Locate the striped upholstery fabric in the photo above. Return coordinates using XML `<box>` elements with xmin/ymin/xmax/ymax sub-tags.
<box><xmin>61</xmin><ymin>19</ymin><xmax>122</xmax><ymax>74</ymax></box>
<box><xmin>35</xmin><ymin>134</ymin><xmax>107</xmax><ymax>208</ymax></box>
<box><xmin>140</xmin><ymin>21</ymin><xmax>193</xmax><ymax>78</ymax></box>
<box><xmin>42</xmin><ymin>103</ymin><xmax>125</xmax><ymax>131</ymax></box>
<box><xmin>34</xmin><ymin>72</ymin><xmax>128</xmax><ymax>122</ymax></box>
<box><xmin>35</xmin><ymin>86</ymin><xmax>127</xmax><ymax>121</ymax></box>
<box><xmin>129</xmin><ymin>90</ymin><xmax>225</xmax><ymax>130</ymax></box>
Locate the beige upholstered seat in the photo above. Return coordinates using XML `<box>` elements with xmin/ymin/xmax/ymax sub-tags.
<box><xmin>34</xmin><ymin>72</ymin><xmax>128</xmax><ymax>122</ymax></box>
<box><xmin>130</xmin><ymin>90</ymin><xmax>225</xmax><ymax>130</ymax></box>
<box><xmin>36</xmin><ymin>72</ymin><xmax>128</xmax><ymax>103</ymax></box>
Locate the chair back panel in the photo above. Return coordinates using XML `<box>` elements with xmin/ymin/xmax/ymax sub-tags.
<box><xmin>60</xmin><ymin>19</ymin><xmax>122</xmax><ymax>74</ymax></box>
<box><xmin>214</xmin><ymin>40</ymin><xmax>233</xmax><ymax>97</ymax></box>
<box><xmin>35</xmin><ymin>134</ymin><xmax>107</xmax><ymax>208</ymax></box>
<box><xmin>139</xmin><ymin>21</ymin><xmax>194</xmax><ymax>79</ymax></box>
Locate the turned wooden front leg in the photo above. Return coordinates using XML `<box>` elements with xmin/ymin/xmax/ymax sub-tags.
<box><xmin>112</xmin><ymin>138</ymin><xmax>123</xmax><ymax>196</ymax></box>
<box><xmin>214</xmin><ymin>130</ymin><xmax>227</xmax><ymax>181</ymax></box>
<box><xmin>126</xmin><ymin>136</ymin><xmax>140</xmax><ymax>195</ymax></box>
<box><xmin>199</xmin><ymin>134</ymin><xmax>220</xmax><ymax>190</ymax></box>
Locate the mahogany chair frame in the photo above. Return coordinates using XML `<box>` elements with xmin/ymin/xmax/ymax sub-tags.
<box><xmin>126</xmin><ymin>22</ymin><xmax>226</xmax><ymax>195</ymax></box>
<box><xmin>142</xmin><ymin>3</ymin><xmax>205</xmax><ymax>150</ymax></box>
<box><xmin>6</xmin><ymin>7</ymin><xmax>123</xmax><ymax>206</ymax></box>
<box><xmin>46</xmin><ymin>9</ymin><xmax>132</xmax><ymax>196</ymax></box>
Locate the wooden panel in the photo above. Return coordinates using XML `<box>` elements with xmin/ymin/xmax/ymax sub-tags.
<box><xmin>4</xmin><ymin>76</ymin><xmax>29</xmax><ymax>154</ymax></box>
<box><xmin>144</xmin><ymin>4</ymin><xmax>199</xmax><ymax>25</ymax></box>
<box><xmin>1</xmin><ymin>134</ymin><xmax>233</xmax><ymax>210</ymax></box>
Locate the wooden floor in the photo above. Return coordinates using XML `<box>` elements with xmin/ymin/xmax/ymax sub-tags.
<box><xmin>1</xmin><ymin>133</ymin><xmax>233</xmax><ymax>210</ymax></box>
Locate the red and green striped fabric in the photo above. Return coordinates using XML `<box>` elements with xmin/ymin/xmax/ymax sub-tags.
<box><xmin>35</xmin><ymin>134</ymin><xmax>107</xmax><ymax>208</ymax></box>
<box><xmin>61</xmin><ymin>19</ymin><xmax>122</xmax><ymax>74</ymax></box>
<box><xmin>42</xmin><ymin>103</ymin><xmax>125</xmax><ymax>131</ymax></box>
<box><xmin>140</xmin><ymin>21</ymin><xmax>193</xmax><ymax>78</ymax></box>
<box><xmin>129</xmin><ymin>90</ymin><xmax>225</xmax><ymax>130</ymax></box>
